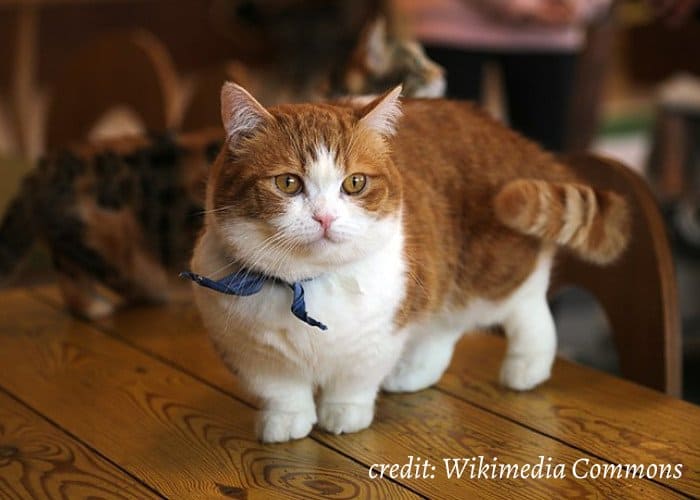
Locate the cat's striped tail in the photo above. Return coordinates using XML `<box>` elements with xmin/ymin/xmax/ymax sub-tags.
<box><xmin>494</xmin><ymin>179</ymin><xmax>631</xmax><ymax>265</ymax></box>
<box><xmin>0</xmin><ymin>180</ymin><xmax>36</xmax><ymax>282</ymax></box>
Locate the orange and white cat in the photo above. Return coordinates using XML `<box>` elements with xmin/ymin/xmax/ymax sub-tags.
<box><xmin>190</xmin><ymin>83</ymin><xmax>630</xmax><ymax>443</ymax></box>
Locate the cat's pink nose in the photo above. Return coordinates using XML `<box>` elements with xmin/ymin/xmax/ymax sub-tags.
<box><xmin>313</xmin><ymin>213</ymin><xmax>337</xmax><ymax>231</ymax></box>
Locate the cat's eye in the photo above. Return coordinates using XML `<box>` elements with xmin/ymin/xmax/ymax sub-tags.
<box><xmin>342</xmin><ymin>174</ymin><xmax>367</xmax><ymax>195</ymax></box>
<box><xmin>275</xmin><ymin>174</ymin><xmax>303</xmax><ymax>195</ymax></box>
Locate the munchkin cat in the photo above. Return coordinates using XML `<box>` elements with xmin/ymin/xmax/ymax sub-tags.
<box><xmin>188</xmin><ymin>83</ymin><xmax>630</xmax><ymax>442</ymax></box>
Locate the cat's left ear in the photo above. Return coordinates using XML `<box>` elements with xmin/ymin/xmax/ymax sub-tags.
<box><xmin>220</xmin><ymin>82</ymin><xmax>272</xmax><ymax>143</ymax></box>
<box><xmin>358</xmin><ymin>85</ymin><xmax>403</xmax><ymax>137</ymax></box>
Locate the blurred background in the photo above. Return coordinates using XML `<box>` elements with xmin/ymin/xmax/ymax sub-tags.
<box><xmin>0</xmin><ymin>0</ymin><xmax>698</xmax><ymax>401</ymax></box>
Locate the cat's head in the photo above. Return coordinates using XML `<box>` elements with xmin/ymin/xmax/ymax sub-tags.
<box><xmin>208</xmin><ymin>82</ymin><xmax>404</xmax><ymax>281</ymax></box>
<box><xmin>338</xmin><ymin>18</ymin><xmax>446</xmax><ymax>99</ymax></box>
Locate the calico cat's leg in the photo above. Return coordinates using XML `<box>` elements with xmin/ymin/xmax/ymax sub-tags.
<box><xmin>56</xmin><ymin>271</ymin><xmax>115</xmax><ymax>320</ymax></box>
<box><xmin>499</xmin><ymin>294</ymin><xmax>556</xmax><ymax>391</ymax></box>
<box><xmin>381</xmin><ymin>330</ymin><xmax>460</xmax><ymax>393</ymax></box>
<box><xmin>116</xmin><ymin>247</ymin><xmax>171</xmax><ymax>305</ymax></box>
<box><xmin>71</xmin><ymin>204</ymin><xmax>171</xmax><ymax>306</ymax></box>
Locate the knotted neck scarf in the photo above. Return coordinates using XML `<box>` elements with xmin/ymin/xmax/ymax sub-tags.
<box><xmin>180</xmin><ymin>269</ymin><xmax>328</xmax><ymax>331</ymax></box>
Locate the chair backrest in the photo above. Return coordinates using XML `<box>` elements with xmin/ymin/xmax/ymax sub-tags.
<box><xmin>45</xmin><ymin>30</ymin><xmax>179</xmax><ymax>151</ymax></box>
<box><xmin>180</xmin><ymin>62</ymin><xmax>248</xmax><ymax>133</ymax></box>
<box><xmin>551</xmin><ymin>153</ymin><xmax>682</xmax><ymax>396</ymax></box>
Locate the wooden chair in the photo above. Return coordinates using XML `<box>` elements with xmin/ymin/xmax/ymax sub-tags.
<box><xmin>45</xmin><ymin>30</ymin><xmax>180</xmax><ymax>151</ymax></box>
<box><xmin>551</xmin><ymin>153</ymin><xmax>682</xmax><ymax>396</ymax></box>
<box><xmin>180</xmin><ymin>62</ymin><xmax>248</xmax><ymax>133</ymax></box>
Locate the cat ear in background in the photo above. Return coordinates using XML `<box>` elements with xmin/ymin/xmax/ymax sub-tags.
<box><xmin>220</xmin><ymin>82</ymin><xmax>272</xmax><ymax>143</ymax></box>
<box><xmin>358</xmin><ymin>85</ymin><xmax>403</xmax><ymax>137</ymax></box>
<box><xmin>364</xmin><ymin>17</ymin><xmax>389</xmax><ymax>74</ymax></box>
<box><xmin>343</xmin><ymin>17</ymin><xmax>389</xmax><ymax>94</ymax></box>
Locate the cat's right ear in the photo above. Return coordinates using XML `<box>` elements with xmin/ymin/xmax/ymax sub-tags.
<box><xmin>220</xmin><ymin>82</ymin><xmax>272</xmax><ymax>143</ymax></box>
<box><xmin>358</xmin><ymin>85</ymin><xmax>403</xmax><ymax>137</ymax></box>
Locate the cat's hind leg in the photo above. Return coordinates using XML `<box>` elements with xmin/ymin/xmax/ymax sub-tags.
<box><xmin>381</xmin><ymin>329</ymin><xmax>460</xmax><ymax>393</ymax></box>
<box><xmin>499</xmin><ymin>293</ymin><xmax>556</xmax><ymax>391</ymax></box>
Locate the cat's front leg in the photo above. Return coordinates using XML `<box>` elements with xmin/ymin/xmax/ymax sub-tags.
<box><xmin>249</xmin><ymin>375</ymin><xmax>317</xmax><ymax>443</ymax></box>
<box><xmin>317</xmin><ymin>348</ymin><xmax>403</xmax><ymax>435</ymax></box>
<box><xmin>316</xmin><ymin>328</ymin><xmax>405</xmax><ymax>435</ymax></box>
<box><xmin>317</xmin><ymin>379</ymin><xmax>380</xmax><ymax>436</ymax></box>
<box><xmin>500</xmin><ymin>295</ymin><xmax>557</xmax><ymax>391</ymax></box>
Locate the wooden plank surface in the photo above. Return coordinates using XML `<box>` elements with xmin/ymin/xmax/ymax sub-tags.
<box><xmin>29</xmin><ymin>288</ymin><xmax>693</xmax><ymax>499</ymax></box>
<box><xmin>0</xmin><ymin>289</ymin><xmax>417</xmax><ymax>499</ymax></box>
<box><xmin>0</xmin><ymin>388</ymin><xmax>160</xmax><ymax>499</ymax></box>
<box><xmin>442</xmin><ymin>334</ymin><xmax>700</xmax><ymax>497</ymax></box>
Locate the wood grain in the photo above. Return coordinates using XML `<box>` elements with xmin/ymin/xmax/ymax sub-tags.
<box><xmin>0</xmin><ymin>289</ymin><xmax>417</xmax><ymax>499</ymax></box>
<box><xmin>442</xmin><ymin>332</ymin><xmax>700</xmax><ymax>497</ymax></box>
<box><xmin>30</xmin><ymin>290</ymin><xmax>689</xmax><ymax>498</ymax></box>
<box><xmin>554</xmin><ymin>154</ymin><xmax>681</xmax><ymax>395</ymax></box>
<box><xmin>0</xmin><ymin>388</ymin><xmax>160</xmax><ymax>499</ymax></box>
<box><xmin>317</xmin><ymin>389</ymin><xmax>681</xmax><ymax>499</ymax></box>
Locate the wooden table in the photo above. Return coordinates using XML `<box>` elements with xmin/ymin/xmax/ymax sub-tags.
<box><xmin>0</xmin><ymin>286</ymin><xmax>698</xmax><ymax>498</ymax></box>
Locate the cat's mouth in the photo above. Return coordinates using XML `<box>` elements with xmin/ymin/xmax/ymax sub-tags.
<box><xmin>300</xmin><ymin>224</ymin><xmax>349</xmax><ymax>247</ymax></box>
<box><xmin>310</xmin><ymin>232</ymin><xmax>341</xmax><ymax>245</ymax></box>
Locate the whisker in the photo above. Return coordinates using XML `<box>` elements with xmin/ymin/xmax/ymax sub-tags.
<box><xmin>198</xmin><ymin>205</ymin><xmax>236</xmax><ymax>215</ymax></box>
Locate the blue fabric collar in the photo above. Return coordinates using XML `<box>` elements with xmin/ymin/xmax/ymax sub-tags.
<box><xmin>180</xmin><ymin>269</ymin><xmax>328</xmax><ymax>331</ymax></box>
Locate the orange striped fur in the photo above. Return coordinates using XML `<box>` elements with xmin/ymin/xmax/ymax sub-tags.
<box><xmin>494</xmin><ymin>180</ymin><xmax>630</xmax><ymax>265</ymax></box>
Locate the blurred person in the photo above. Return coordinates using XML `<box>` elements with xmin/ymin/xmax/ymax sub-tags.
<box><xmin>393</xmin><ymin>0</ymin><xmax>612</xmax><ymax>151</ymax></box>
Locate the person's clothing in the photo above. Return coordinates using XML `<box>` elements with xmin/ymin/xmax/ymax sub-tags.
<box><xmin>394</xmin><ymin>0</ymin><xmax>612</xmax><ymax>51</ymax></box>
<box><xmin>426</xmin><ymin>46</ymin><xmax>578</xmax><ymax>151</ymax></box>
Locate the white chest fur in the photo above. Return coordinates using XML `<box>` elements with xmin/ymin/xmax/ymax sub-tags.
<box><xmin>190</xmin><ymin>225</ymin><xmax>408</xmax><ymax>388</ymax></box>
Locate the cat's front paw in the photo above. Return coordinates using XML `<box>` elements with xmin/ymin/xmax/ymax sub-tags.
<box><xmin>317</xmin><ymin>402</ymin><xmax>374</xmax><ymax>435</ymax></box>
<box><xmin>499</xmin><ymin>353</ymin><xmax>552</xmax><ymax>391</ymax></box>
<box><xmin>257</xmin><ymin>408</ymin><xmax>317</xmax><ymax>443</ymax></box>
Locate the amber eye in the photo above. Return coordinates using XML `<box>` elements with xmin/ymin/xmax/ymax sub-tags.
<box><xmin>274</xmin><ymin>174</ymin><xmax>303</xmax><ymax>195</ymax></box>
<box><xmin>342</xmin><ymin>173</ymin><xmax>367</xmax><ymax>195</ymax></box>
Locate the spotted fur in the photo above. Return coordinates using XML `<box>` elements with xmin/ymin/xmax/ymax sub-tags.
<box><xmin>333</xmin><ymin>18</ymin><xmax>446</xmax><ymax>99</ymax></box>
<box><xmin>0</xmin><ymin>130</ymin><xmax>221</xmax><ymax>317</ymax></box>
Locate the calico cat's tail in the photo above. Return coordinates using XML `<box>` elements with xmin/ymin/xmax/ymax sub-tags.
<box><xmin>494</xmin><ymin>179</ymin><xmax>630</xmax><ymax>265</ymax></box>
<box><xmin>0</xmin><ymin>180</ymin><xmax>36</xmax><ymax>281</ymax></box>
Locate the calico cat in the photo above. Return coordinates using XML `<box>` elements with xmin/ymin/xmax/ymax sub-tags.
<box><xmin>332</xmin><ymin>18</ymin><xmax>445</xmax><ymax>99</ymax></box>
<box><xmin>220</xmin><ymin>17</ymin><xmax>445</xmax><ymax>106</ymax></box>
<box><xmin>0</xmin><ymin>18</ymin><xmax>444</xmax><ymax>318</ymax></box>
<box><xmin>210</xmin><ymin>1</ymin><xmax>445</xmax><ymax>101</ymax></box>
<box><xmin>189</xmin><ymin>83</ymin><xmax>630</xmax><ymax>443</ymax></box>
<box><xmin>0</xmin><ymin>130</ymin><xmax>222</xmax><ymax>318</ymax></box>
